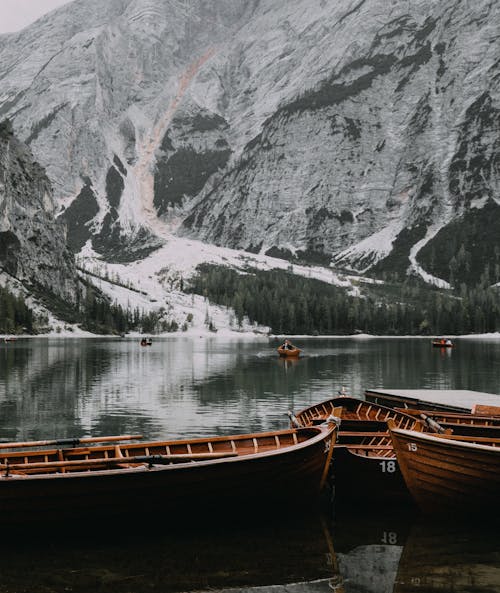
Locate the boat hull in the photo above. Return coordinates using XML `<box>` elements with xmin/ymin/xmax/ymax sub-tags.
<box><xmin>295</xmin><ymin>397</ymin><xmax>421</xmax><ymax>502</ymax></box>
<box><xmin>0</xmin><ymin>426</ymin><xmax>336</xmax><ymax>525</ymax></box>
<box><xmin>277</xmin><ymin>346</ymin><xmax>301</xmax><ymax>357</ymax></box>
<box><xmin>389</xmin><ymin>427</ymin><xmax>500</xmax><ymax>514</ymax></box>
<box><xmin>332</xmin><ymin>446</ymin><xmax>412</xmax><ymax>504</ymax></box>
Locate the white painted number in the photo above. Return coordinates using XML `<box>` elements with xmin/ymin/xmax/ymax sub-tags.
<box><xmin>407</xmin><ymin>443</ymin><xmax>418</xmax><ymax>452</ymax></box>
<box><xmin>380</xmin><ymin>460</ymin><xmax>396</xmax><ymax>473</ymax></box>
<box><xmin>381</xmin><ymin>531</ymin><xmax>398</xmax><ymax>545</ymax></box>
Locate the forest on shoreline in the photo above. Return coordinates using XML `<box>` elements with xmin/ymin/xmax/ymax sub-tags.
<box><xmin>188</xmin><ymin>264</ymin><xmax>500</xmax><ymax>337</ymax></box>
<box><xmin>2</xmin><ymin>264</ymin><xmax>500</xmax><ymax>336</ymax></box>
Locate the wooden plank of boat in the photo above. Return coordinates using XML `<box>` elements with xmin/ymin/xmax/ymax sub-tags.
<box><xmin>388</xmin><ymin>420</ymin><xmax>500</xmax><ymax>514</ymax></box>
<box><xmin>1</xmin><ymin>451</ymin><xmax>239</xmax><ymax>473</ymax></box>
<box><xmin>471</xmin><ymin>403</ymin><xmax>500</xmax><ymax>417</ymax></box>
<box><xmin>295</xmin><ymin>396</ymin><xmax>424</xmax><ymax>433</ymax></box>
<box><xmin>394</xmin><ymin>408</ymin><xmax>500</xmax><ymax>437</ymax></box>
<box><xmin>0</xmin><ymin>423</ymin><xmax>338</xmax><ymax>525</ymax></box>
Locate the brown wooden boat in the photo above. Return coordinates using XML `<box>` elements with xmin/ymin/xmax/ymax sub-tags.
<box><xmin>277</xmin><ymin>346</ymin><xmax>301</xmax><ymax>357</ymax></box>
<box><xmin>293</xmin><ymin>397</ymin><xmax>427</xmax><ymax>502</ymax></box>
<box><xmin>431</xmin><ymin>339</ymin><xmax>454</xmax><ymax>348</ymax></box>
<box><xmin>388</xmin><ymin>422</ymin><xmax>500</xmax><ymax>514</ymax></box>
<box><xmin>0</xmin><ymin>425</ymin><xmax>337</xmax><ymax>525</ymax></box>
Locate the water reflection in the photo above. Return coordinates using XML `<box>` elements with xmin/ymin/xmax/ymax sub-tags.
<box><xmin>394</xmin><ymin>521</ymin><xmax>500</xmax><ymax>592</ymax></box>
<box><xmin>332</xmin><ymin>505</ymin><xmax>500</xmax><ymax>593</ymax></box>
<box><xmin>0</xmin><ymin>512</ymin><xmax>341</xmax><ymax>593</ymax></box>
<box><xmin>0</xmin><ymin>337</ymin><xmax>499</xmax><ymax>443</ymax></box>
<box><xmin>332</xmin><ymin>506</ymin><xmax>411</xmax><ymax>593</ymax></box>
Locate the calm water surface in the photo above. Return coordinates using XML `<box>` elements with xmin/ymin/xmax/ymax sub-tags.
<box><xmin>1</xmin><ymin>336</ymin><xmax>499</xmax><ymax>441</ymax></box>
<box><xmin>0</xmin><ymin>336</ymin><xmax>499</xmax><ymax>593</ymax></box>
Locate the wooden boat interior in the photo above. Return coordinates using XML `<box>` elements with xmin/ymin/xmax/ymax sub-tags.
<box><xmin>394</xmin><ymin>407</ymin><xmax>500</xmax><ymax>437</ymax></box>
<box><xmin>397</xmin><ymin>407</ymin><xmax>500</xmax><ymax>426</ymax></box>
<box><xmin>0</xmin><ymin>428</ymin><xmax>326</xmax><ymax>477</ymax></box>
<box><xmin>295</xmin><ymin>397</ymin><xmax>426</xmax><ymax>459</ymax></box>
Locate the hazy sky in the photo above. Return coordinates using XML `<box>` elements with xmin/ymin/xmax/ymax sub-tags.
<box><xmin>0</xmin><ymin>0</ymin><xmax>72</xmax><ymax>34</ymax></box>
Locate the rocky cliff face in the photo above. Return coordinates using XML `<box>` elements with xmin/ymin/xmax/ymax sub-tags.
<box><xmin>0</xmin><ymin>0</ymin><xmax>498</xmax><ymax>284</ymax></box>
<box><xmin>0</xmin><ymin>120</ymin><xmax>79</xmax><ymax>301</ymax></box>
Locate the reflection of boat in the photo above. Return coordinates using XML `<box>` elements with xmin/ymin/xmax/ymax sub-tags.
<box><xmin>278</xmin><ymin>356</ymin><xmax>300</xmax><ymax>369</ymax></box>
<box><xmin>294</xmin><ymin>397</ymin><xmax>426</xmax><ymax>502</ymax></box>
<box><xmin>394</xmin><ymin>521</ymin><xmax>500</xmax><ymax>593</ymax></box>
<box><xmin>333</xmin><ymin>505</ymin><xmax>410</xmax><ymax>593</ymax></box>
<box><xmin>389</xmin><ymin>423</ymin><xmax>500</xmax><ymax>514</ymax></box>
<box><xmin>277</xmin><ymin>345</ymin><xmax>301</xmax><ymax>357</ymax></box>
<box><xmin>431</xmin><ymin>339</ymin><xmax>453</xmax><ymax>347</ymax></box>
<box><xmin>0</xmin><ymin>511</ymin><xmax>342</xmax><ymax>593</ymax></box>
<box><xmin>0</xmin><ymin>423</ymin><xmax>338</xmax><ymax>525</ymax></box>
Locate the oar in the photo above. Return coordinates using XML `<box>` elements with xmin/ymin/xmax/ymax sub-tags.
<box><xmin>0</xmin><ymin>435</ymin><xmax>144</xmax><ymax>450</ymax></box>
<box><xmin>1</xmin><ymin>451</ymin><xmax>239</xmax><ymax>473</ymax></box>
<box><xmin>287</xmin><ymin>410</ymin><xmax>303</xmax><ymax>428</ymax></box>
<box><xmin>419</xmin><ymin>413</ymin><xmax>446</xmax><ymax>434</ymax></box>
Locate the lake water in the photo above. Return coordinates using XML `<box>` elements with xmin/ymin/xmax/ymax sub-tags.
<box><xmin>0</xmin><ymin>336</ymin><xmax>499</xmax><ymax>593</ymax></box>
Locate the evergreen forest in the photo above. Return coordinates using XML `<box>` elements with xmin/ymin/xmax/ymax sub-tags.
<box><xmin>189</xmin><ymin>264</ymin><xmax>500</xmax><ymax>336</ymax></box>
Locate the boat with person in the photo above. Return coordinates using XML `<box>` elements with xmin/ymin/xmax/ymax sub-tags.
<box><xmin>140</xmin><ymin>337</ymin><xmax>152</xmax><ymax>346</ymax></box>
<box><xmin>277</xmin><ymin>339</ymin><xmax>301</xmax><ymax>357</ymax></box>
<box><xmin>0</xmin><ymin>422</ymin><xmax>338</xmax><ymax>525</ymax></box>
<box><xmin>431</xmin><ymin>338</ymin><xmax>454</xmax><ymax>348</ymax></box>
<box><xmin>388</xmin><ymin>421</ymin><xmax>500</xmax><ymax>514</ymax></box>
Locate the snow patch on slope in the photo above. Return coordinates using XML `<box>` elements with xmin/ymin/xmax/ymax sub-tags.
<box><xmin>409</xmin><ymin>226</ymin><xmax>451</xmax><ymax>289</ymax></box>
<box><xmin>78</xmin><ymin>236</ymin><xmax>377</xmax><ymax>333</ymax></box>
<box><xmin>332</xmin><ymin>224</ymin><xmax>402</xmax><ymax>274</ymax></box>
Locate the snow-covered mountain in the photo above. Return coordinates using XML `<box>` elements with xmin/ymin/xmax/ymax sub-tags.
<box><xmin>0</xmin><ymin>0</ymin><xmax>498</xmax><ymax>289</ymax></box>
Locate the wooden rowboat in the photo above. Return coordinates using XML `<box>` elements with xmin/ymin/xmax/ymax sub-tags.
<box><xmin>0</xmin><ymin>424</ymin><xmax>338</xmax><ymax>525</ymax></box>
<box><xmin>431</xmin><ymin>340</ymin><xmax>454</xmax><ymax>348</ymax></box>
<box><xmin>277</xmin><ymin>346</ymin><xmax>301</xmax><ymax>357</ymax></box>
<box><xmin>293</xmin><ymin>397</ymin><xmax>426</xmax><ymax>502</ymax></box>
<box><xmin>388</xmin><ymin>422</ymin><xmax>500</xmax><ymax>514</ymax></box>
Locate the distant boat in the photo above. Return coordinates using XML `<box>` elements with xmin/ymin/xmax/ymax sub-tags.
<box><xmin>432</xmin><ymin>339</ymin><xmax>454</xmax><ymax>348</ymax></box>
<box><xmin>277</xmin><ymin>342</ymin><xmax>301</xmax><ymax>357</ymax></box>
<box><xmin>140</xmin><ymin>337</ymin><xmax>152</xmax><ymax>346</ymax></box>
<box><xmin>3</xmin><ymin>336</ymin><xmax>17</xmax><ymax>343</ymax></box>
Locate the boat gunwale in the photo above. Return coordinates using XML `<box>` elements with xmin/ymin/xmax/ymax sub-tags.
<box><xmin>390</xmin><ymin>427</ymin><xmax>500</xmax><ymax>453</ymax></box>
<box><xmin>0</xmin><ymin>424</ymin><xmax>337</xmax><ymax>481</ymax></box>
<box><xmin>295</xmin><ymin>395</ymin><xmax>420</xmax><ymax>425</ymax></box>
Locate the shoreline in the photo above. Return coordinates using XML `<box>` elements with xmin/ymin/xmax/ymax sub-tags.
<box><xmin>2</xmin><ymin>331</ymin><xmax>500</xmax><ymax>340</ymax></box>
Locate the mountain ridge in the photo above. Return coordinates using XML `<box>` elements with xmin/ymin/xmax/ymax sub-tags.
<box><xmin>0</xmin><ymin>0</ymin><xmax>498</xmax><ymax>293</ymax></box>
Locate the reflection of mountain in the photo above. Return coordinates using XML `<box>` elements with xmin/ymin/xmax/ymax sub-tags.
<box><xmin>2</xmin><ymin>338</ymin><xmax>499</xmax><ymax>443</ymax></box>
<box><xmin>0</xmin><ymin>513</ymin><xmax>340</xmax><ymax>593</ymax></box>
<box><xmin>394</xmin><ymin>521</ymin><xmax>500</xmax><ymax>593</ymax></box>
<box><xmin>0</xmin><ymin>339</ymin><xmax>107</xmax><ymax>440</ymax></box>
<box><xmin>332</xmin><ymin>506</ymin><xmax>412</xmax><ymax>593</ymax></box>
